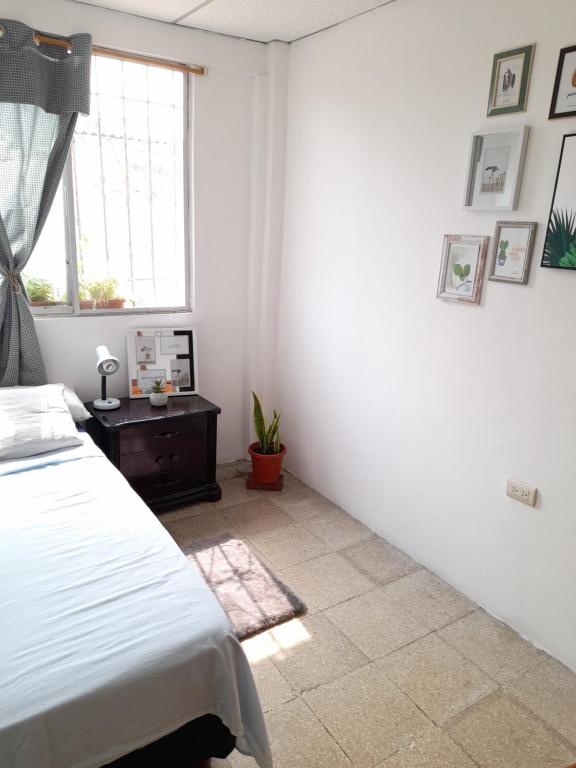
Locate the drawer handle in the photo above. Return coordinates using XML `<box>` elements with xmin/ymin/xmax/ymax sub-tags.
<box><xmin>155</xmin><ymin>478</ymin><xmax>180</xmax><ymax>488</ymax></box>
<box><xmin>155</xmin><ymin>456</ymin><xmax>164</xmax><ymax>465</ymax></box>
<box><xmin>154</xmin><ymin>431</ymin><xmax>181</xmax><ymax>440</ymax></box>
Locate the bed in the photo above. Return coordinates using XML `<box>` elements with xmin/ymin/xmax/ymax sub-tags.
<box><xmin>0</xmin><ymin>432</ymin><xmax>272</xmax><ymax>768</ymax></box>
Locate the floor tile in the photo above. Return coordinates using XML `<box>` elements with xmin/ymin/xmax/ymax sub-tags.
<box><xmin>164</xmin><ymin>509</ymin><xmax>232</xmax><ymax>547</ymax></box>
<box><xmin>341</xmin><ymin>536</ymin><xmax>421</xmax><ymax>585</ymax></box>
<box><xmin>304</xmin><ymin>661</ymin><xmax>432</xmax><ymax>767</ymax></box>
<box><xmin>271</xmin><ymin>489</ymin><xmax>336</xmax><ymax>522</ymax></box>
<box><xmin>282</xmin><ymin>471</ymin><xmax>308</xmax><ymax>492</ymax></box>
<box><xmin>381</xmin><ymin>569</ymin><xmax>476</xmax><ymax>630</ymax></box>
<box><xmin>228</xmin><ymin>752</ymin><xmax>258</xmax><ymax>768</ymax></box>
<box><xmin>303</xmin><ymin>507</ymin><xmax>372</xmax><ymax>550</ymax></box>
<box><xmin>448</xmin><ymin>694</ymin><xmax>576</xmax><ymax>768</ymax></box>
<box><xmin>280</xmin><ymin>552</ymin><xmax>375</xmax><ymax>611</ymax></box>
<box><xmin>438</xmin><ymin>610</ymin><xmax>545</xmax><ymax>683</ymax></box>
<box><xmin>216</xmin><ymin>461</ymin><xmax>244</xmax><ymax>481</ymax></box>
<box><xmin>378</xmin><ymin>727</ymin><xmax>477</xmax><ymax>767</ymax></box>
<box><xmin>214</xmin><ymin>478</ymin><xmax>264</xmax><ymax>510</ymax></box>
<box><xmin>383</xmin><ymin>633</ymin><xmax>498</xmax><ymax>725</ymax></box>
<box><xmin>267</xmin><ymin>613</ymin><xmax>369</xmax><ymax>693</ymax></box>
<box><xmin>265</xmin><ymin>698</ymin><xmax>351</xmax><ymax>768</ymax></box>
<box><xmin>249</xmin><ymin>524</ymin><xmax>329</xmax><ymax>569</ymax></box>
<box><xmin>325</xmin><ymin>588</ymin><xmax>429</xmax><ymax>659</ymax></box>
<box><xmin>221</xmin><ymin>500</ymin><xmax>292</xmax><ymax>537</ymax></box>
<box><xmin>248</xmin><ymin>657</ymin><xmax>295</xmax><ymax>712</ymax></box>
<box><xmin>157</xmin><ymin>500</ymin><xmax>220</xmax><ymax>524</ymax></box>
<box><xmin>508</xmin><ymin>659</ymin><xmax>576</xmax><ymax>747</ymax></box>
<box><xmin>241</xmin><ymin>619</ymin><xmax>315</xmax><ymax>665</ymax></box>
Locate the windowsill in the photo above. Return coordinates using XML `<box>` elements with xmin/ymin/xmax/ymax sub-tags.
<box><xmin>32</xmin><ymin>306</ymin><xmax>192</xmax><ymax>319</ymax></box>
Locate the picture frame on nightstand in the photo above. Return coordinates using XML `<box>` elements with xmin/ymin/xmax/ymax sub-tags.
<box><xmin>127</xmin><ymin>327</ymin><xmax>199</xmax><ymax>398</ymax></box>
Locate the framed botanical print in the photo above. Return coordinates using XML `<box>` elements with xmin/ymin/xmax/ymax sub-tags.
<box><xmin>437</xmin><ymin>235</ymin><xmax>489</xmax><ymax>304</ymax></box>
<box><xmin>542</xmin><ymin>133</ymin><xmax>576</xmax><ymax>270</ymax></box>
<box><xmin>488</xmin><ymin>44</ymin><xmax>535</xmax><ymax>117</ymax></box>
<box><xmin>127</xmin><ymin>327</ymin><xmax>199</xmax><ymax>398</ymax></box>
<box><xmin>489</xmin><ymin>222</ymin><xmax>537</xmax><ymax>284</ymax></box>
<box><xmin>464</xmin><ymin>126</ymin><xmax>529</xmax><ymax>211</ymax></box>
<box><xmin>549</xmin><ymin>45</ymin><xmax>576</xmax><ymax>119</ymax></box>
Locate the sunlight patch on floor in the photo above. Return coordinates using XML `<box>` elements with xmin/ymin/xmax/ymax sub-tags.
<box><xmin>242</xmin><ymin>619</ymin><xmax>312</xmax><ymax>664</ymax></box>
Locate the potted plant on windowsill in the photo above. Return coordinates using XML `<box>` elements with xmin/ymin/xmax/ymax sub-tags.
<box><xmin>88</xmin><ymin>278</ymin><xmax>126</xmax><ymax>310</ymax></box>
<box><xmin>248</xmin><ymin>392</ymin><xmax>286</xmax><ymax>484</ymax></box>
<box><xmin>25</xmin><ymin>277</ymin><xmax>61</xmax><ymax>307</ymax></box>
<box><xmin>150</xmin><ymin>379</ymin><xmax>168</xmax><ymax>407</ymax></box>
<box><xmin>78</xmin><ymin>280</ymin><xmax>93</xmax><ymax>310</ymax></box>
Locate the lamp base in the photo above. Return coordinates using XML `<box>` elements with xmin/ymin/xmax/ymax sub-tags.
<box><xmin>93</xmin><ymin>397</ymin><xmax>121</xmax><ymax>411</ymax></box>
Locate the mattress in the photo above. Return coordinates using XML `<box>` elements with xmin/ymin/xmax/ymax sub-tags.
<box><xmin>0</xmin><ymin>434</ymin><xmax>272</xmax><ymax>768</ymax></box>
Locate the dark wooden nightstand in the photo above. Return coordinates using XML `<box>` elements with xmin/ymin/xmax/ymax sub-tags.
<box><xmin>84</xmin><ymin>395</ymin><xmax>222</xmax><ymax>512</ymax></box>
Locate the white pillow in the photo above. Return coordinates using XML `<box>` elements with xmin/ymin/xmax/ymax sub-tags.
<box><xmin>7</xmin><ymin>384</ymin><xmax>91</xmax><ymax>422</ymax></box>
<box><xmin>0</xmin><ymin>384</ymin><xmax>83</xmax><ymax>460</ymax></box>
<box><xmin>62</xmin><ymin>387</ymin><xmax>91</xmax><ymax>422</ymax></box>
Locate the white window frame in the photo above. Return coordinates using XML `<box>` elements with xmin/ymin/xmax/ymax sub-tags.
<box><xmin>31</xmin><ymin>57</ymin><xmax>191</xmax><ymax>318</ymax></box>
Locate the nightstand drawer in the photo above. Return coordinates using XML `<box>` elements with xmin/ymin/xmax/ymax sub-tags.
<box><xmin>119</xmin><ymin>416</ymin><xmax>206</xmax><ymax>455</ymax></box>
<box><xmin>120</xmin><ymin>446</ymin><xmax>207</xmax><ymax>483</ymax></box>
<box><xmin>129</xmin><ymin>475</ymin><xmax>193</xmax><ymax>502</ymax></box>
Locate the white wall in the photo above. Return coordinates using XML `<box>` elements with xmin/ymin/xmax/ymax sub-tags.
<box><xmin>3</xmin><ymin>0</ymin><xmax>267</xmax><ymax>461</ymax></box>
<box><xmin>277</xmin><ymin>0</ymin><xmax>576</xmax><ymax>669</ymax></box>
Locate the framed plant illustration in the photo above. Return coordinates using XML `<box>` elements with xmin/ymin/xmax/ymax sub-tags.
<box><xmin>542</xmin><ymin>133</ymin><xmax>576</xmax><ymax>270</ymax></box>
<box><xmin>437</xmin><ymin>235</ymin><xmax>489</xmax><ymax>304</ymax></box>
<box><xmin>489</xmin><ymin>222</ymin><xmax>537</xmax><ymax>284</ymax></box>
<box><xmin>464</xmin><ymin>126</ymin><xmax>529</xmax><ymax>211</ymax></box>
<box><xmin>549</xmin><ymin>45</ymin><xmax>576</xmax><ymax>119</ymax></box>
<box><xmin>488</xmin><ymin>44</ymin><xmax>535</xmax><ymax>117</ymax></box>
<box><xmin>126</xmin><ymin>327</ymin><xmax>199</xmax><ymax>398</ymax></box>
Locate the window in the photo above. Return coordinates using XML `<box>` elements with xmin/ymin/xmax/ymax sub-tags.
<box><xmin>25</xmin><ymin>54</ymin><xmax>189</xmax><ymax>313</ymax></box>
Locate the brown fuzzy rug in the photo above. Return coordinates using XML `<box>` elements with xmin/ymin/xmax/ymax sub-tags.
<box><xmin>183</xmin><ymin>535</ymin><xmax>307</xmax><ymax>640</ymax></box>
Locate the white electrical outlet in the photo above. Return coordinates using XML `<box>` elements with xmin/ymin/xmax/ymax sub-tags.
<box><xmin>506</xmin><ymin>478</ymin><xmax>537</xmax><ymax>507</ymax></box>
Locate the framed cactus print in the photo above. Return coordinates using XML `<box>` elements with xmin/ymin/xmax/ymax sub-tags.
<box><xmin>489</xmin><ymin>222</ymin><xmax>537</xmax><ymax>285</ymax></box>
<box><xmin>437</xmin><ymin>235</ymin><xmax>489</xmax><ymax>304</ymax></box>
<box><xmin>549</xmin><ymin>46</ymin><xmax>576</xmax><ymax>119</ymax></box>
<box><xmin>488</xmin><ymin>44</ymin><xmax>535</xmax><ymax>117</ymax></box>
<box><xmin>542</xmin><ymin>134</ymin><xmax>576</xmax><ymax>270</ymax></box>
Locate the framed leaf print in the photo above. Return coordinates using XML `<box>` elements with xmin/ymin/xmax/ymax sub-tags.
<box><xmin>437</xmin><ymin>235</ymin><xmax>489</xmax><ymax>304</ymax></box>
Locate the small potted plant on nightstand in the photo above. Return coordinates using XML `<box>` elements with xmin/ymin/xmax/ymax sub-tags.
<box><xmin>248</xmin><ymin>392</ymin><xmax>286</xmax><ymax>488</ymax></box>
<box><xmin>150</xmin><ymin>379</ymin><xmax>168</xmax><ymax>407</ymax></box>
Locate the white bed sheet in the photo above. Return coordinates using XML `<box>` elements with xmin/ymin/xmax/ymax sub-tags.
<box><xmin>0</xmin><ymin>434</ymin><xmax>272</xmax><ymax>768</ymax></box>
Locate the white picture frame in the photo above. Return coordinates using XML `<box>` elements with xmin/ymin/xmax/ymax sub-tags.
<box><xmin>126</xmin><ymin>327</ymin><xmax>199</xmax><ymax>399</ymax></box>
<box><xmin>464</xmin><ymin>126</ymin><xmax>529</xmax><ymax>211</ymax></box>
<box><xmin>437</xmin><ymin>235</ymin><xmax>489</xmax><ymax>305</ymax></box>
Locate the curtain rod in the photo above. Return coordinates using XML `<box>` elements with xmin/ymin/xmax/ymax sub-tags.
<box><xmin>32</xmin><ymin>33</ymin><xmax>205</xmax><ymax>76</ymax></box>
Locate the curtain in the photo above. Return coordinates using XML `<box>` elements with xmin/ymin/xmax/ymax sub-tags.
<box><xmin>0</xmin><ymin>19</ymin><xmax>91</xmax><ymax>385</ymax></box>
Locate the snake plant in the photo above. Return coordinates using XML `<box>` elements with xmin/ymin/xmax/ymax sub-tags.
<box><xmin>252</xmin><ymin>392</ymin><xmax>281</xmax><ymax>454</ymax></box>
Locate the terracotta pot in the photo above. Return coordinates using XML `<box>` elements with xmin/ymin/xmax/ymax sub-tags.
<box><xmin>248</xmin><ymin>442</ymin><xmax>287</xmax><ymax>484</ymax></box>
<box><xmin>79</xmin><ymin>299</ymin><xmax>94</xmax><ymax>310</ymax></box>
<box><xmin>95</xmin><ymin>298</ymin><xmax>126</xmax><ymax>309</ymax></box>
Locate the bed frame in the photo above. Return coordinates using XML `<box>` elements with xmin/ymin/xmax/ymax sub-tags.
<box><xmin>104</xmin><ymin>714</ymin><xmax>235</xmax><ymax>767</ymax></box>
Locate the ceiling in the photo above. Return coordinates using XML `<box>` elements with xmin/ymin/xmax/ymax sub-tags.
<box><xmin>70</xmin><ymin>0</ymin><xmax>397</xmax><ymax>43</ymax></box>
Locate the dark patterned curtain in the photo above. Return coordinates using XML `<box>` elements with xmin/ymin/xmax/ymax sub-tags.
<box><xmin>0</xmin><ymin>19</ymin><xmax>91</xmax><ymax>385</ymax></box>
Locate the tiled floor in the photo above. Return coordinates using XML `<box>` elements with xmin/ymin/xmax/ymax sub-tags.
<box><xmin>161</xmin><ymin>464</ymin><xmax>576</xmax><ymax>768</ymax></box>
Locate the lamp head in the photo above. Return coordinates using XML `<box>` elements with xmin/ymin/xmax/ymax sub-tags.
<box><xmin>96</xmin><ymin>345</ymin><xmax>120</xmax><ymax>377</ymax></box>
